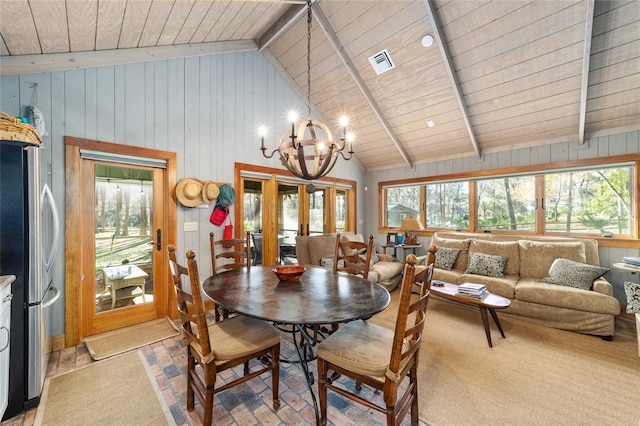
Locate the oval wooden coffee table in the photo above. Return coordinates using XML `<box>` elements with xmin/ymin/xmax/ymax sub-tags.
<box><xmin>430</xmin><ymin>281</ymin><xmax>511</xmax><ymax>347</ymax></box>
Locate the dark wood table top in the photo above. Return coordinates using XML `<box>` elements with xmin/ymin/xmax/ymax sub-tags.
<box><xmin>202</xmin><ymin>266</ymin><xmax>391</xmax><ymax>325</ymax></box>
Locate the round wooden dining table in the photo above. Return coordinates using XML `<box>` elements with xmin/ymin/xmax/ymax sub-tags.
<box><xmin>201</xmin><ymin>265</ymin><xmax>391</xmax><ymax>425</ymax></box>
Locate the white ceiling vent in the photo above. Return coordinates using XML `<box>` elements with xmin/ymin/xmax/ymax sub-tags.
<box><xmin>368</xmin><ymin>49</ymin><xmax>395</xmax><ymax>75</ymax></box>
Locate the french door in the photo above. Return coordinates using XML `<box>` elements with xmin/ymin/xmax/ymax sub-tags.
<box><xmin>238</xmin><ymin>163</ymin><xmax>356</xmax><ymax>266</ymax></box>
<box><xmin>65</xmin><ymin>137</ymin><xmax>176</xmax><ymax>344</ymax></box>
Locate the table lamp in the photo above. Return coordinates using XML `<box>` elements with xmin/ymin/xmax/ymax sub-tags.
<box><xmin>400</xmin><ymin>217</ymin><xmax>424</xmax><ymax>245</ymax></box>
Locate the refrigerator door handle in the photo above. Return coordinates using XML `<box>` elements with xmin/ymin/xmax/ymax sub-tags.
<box><xmin>41</xmin><ymin>183</ymin><xmax>60</xmax><ymax>272</ymax></box>
<box><xmin>40</xmin><ymin>285</ymin><xmax>60</xmax><ymax>309</ymax></box>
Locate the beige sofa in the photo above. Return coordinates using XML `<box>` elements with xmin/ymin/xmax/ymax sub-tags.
<box><xmin>295</xmin><ymin>233</ymin><xmax>404</xmax><ymax>291</ymax></box>
<box><xmin>425</xmin><ymin>232</ymin><xmax>621</xmax><ymax>338</ymax></box>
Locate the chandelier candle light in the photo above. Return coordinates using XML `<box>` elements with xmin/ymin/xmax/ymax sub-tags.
<box><xmin>259</xmin><ymin>0</ymin><xmax>354</xmax><ymax>193</ymax></box>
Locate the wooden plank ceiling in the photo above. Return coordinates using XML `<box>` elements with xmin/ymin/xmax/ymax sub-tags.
<box><xmin>1</xmin><ymin>0</ymin><xmax>639</xmax><ymax>172</ymax></box>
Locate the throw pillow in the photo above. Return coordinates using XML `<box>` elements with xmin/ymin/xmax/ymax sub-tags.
<box><xmin>469</xmin><ymin>239</ymin><xmax>520</xmax><ymax>275</ymax></box>
<box><xmin>541</xmin><ymin>258</ymin><xmax>609</xmax><ymax>291</ymax></box>
<box><xmin>624</xmin><ymin>281</ymin><xmax>640</xmax><ymax>313</ymax></box>
<box><xmin>431</xmin><ymin>236</ymin><xmax>471</xmax><ymax>270</ymax></box>
<box><xmin>320</xmin><ymin>257</ymin><xmax>345</xmax><ymax>269</ymax></box>
<box><xmin>358</xmin><ymin>250</ymin><xmax>379</xmax><ymax>264</ymax></box>
<box><xmin>464</xmin><ymin>252</ymin><xmax>508</xmax><ymax>278</ymax></box>
<box><xmin>434</xmin><ymin>247</ymin><xmax>460</xmax><ymax>271</ymax></box>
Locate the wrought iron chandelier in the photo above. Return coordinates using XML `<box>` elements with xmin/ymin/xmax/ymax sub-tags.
<box><xmin>260</xmin><ymin>0</ymin><xmax>354</xmax><ymax>193</ymax></box>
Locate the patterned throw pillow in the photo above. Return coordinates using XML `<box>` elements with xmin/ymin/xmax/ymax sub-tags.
<box><xmin>624</xmin><ymin>281</ymin><xmax>640</xmax><ymax>313</ymax></box>
<box><xmin>358</xmin><ymin>249</ymin><xmax>379</xmax><ymax>264</ymax></box>
<box><xmin>434</xmin><ymin>247</ymin><xmax>460</xmax><ymax>271</ymax></box>
<box><xmin>464</xmin><ymin>252</ymin><xmax>508</xmax><ymax>278</ymax></box>
<box><xmin>541</xmin><ymin>258</ymin><xmax>609</xmax><ymax>291</ymax></box>
<box><xmin>320</xmin><ymin>257</ymin><xmax>344</xmax><ymax>269</ymax></box>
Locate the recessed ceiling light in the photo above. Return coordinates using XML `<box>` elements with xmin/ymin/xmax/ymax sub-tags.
<box><xmin>421</xmin><ymin>35</ymin><xmax>434</xmax><ymax>48</ymax></box>
<box><xmin>427</xmin><ymin>120</ymin><xmax>435</xmax><ymax>127</ymax></box>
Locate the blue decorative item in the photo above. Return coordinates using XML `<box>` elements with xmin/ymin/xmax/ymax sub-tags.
<box><xmin>396</xmin><ymin>234</ymin><xmax>404</xmax><ymax>245</ymax></box>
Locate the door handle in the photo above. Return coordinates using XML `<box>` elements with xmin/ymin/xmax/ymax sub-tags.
<box><xmin>156</xmin><ymin>229</ymin><xmax>162</xmax><ymax>251</ymax></box>
<box><xmin>300</xmin><ymin>224</ymin><xmax>304</xmax><ymax>236</ymax></box>
<box><xmin>306</xmin><ymin>224</ymin><xmax>310</xmax><ymax>236</ymax></box>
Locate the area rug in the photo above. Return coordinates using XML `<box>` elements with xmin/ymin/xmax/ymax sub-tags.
<box><xmin>84</xmin><ymin>317</ymin><xmax>180</xmax><ymax>360</ymax></box>
<box><xmin>368</xmin><ymin>296</ymin><xmax>640</xmax><ymax>426</ymax></box>
<box><xmin>34</xmin><ymin>351</ymin><xmax>175</xmax><ymax>426</ymax></box>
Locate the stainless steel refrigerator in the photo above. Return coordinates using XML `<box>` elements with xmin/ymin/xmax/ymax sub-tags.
<box><xmin>0</xmin><ymin>139</ymin><xmax>60</xmax><ymax>419</ymax></box>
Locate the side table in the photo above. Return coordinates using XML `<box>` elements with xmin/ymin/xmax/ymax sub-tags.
<box><xmin>381</xmin><ymin>243</ymin><xmax>421</xmax><ymax>263</ymax></box>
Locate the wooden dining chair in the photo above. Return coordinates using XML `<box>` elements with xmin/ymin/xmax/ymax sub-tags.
<box><xmin>414</xmin><ymin>244</ymin><xmax>437</xmax><ymax>290</ymax></box>
<box><xmin>316</xmin><ymin>255</ymin><xmax>433</xmax><ymax>426</ymax></box>
<box><xmin>333</xmin><ymin>233</ymin><xmax>375</xmax><ymax>279</ymax></box>
<box><xmin>167</xmin><ymin>245</ymin><xmax>281</xmax><ymax>425</ymax></box>
<box><xmin>209</xmin><ymin>231</ymin><xmax>251</xmax><ymax>321</ymax></box>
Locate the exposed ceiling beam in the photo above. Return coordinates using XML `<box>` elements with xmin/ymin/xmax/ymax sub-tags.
<box><xmin>312</xmin><ymin>2</ymin><xmax>414</xmax><ymax>169</ymax></box>
<box><xmin>578</xmin><ymin>0</ymin><xmax>595</xmax><ymax>145</ymax></box>
<box><xmin>258</xmin><ymin>4</ymin><xmax>307</xmax><ymax>51</ymax></box>
<box><xmin>0</xmin><ymin>40</ymin><xmax>257</xmax><ymax>76</ymax></box>
<box><xmin>260</xmin><ymin>47</ymin><xmax>367</xmax><ymax>173</ymax></box>
<box><xmin>423</xmin><ymin>0</ymin><xmax>481</xmax><ymax>159</ymax></box>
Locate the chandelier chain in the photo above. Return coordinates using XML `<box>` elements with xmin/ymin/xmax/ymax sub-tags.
<box><xmin>307</xmin><ymin>0</ymin><xmax>312</xmax><ymax>120</ymax></box>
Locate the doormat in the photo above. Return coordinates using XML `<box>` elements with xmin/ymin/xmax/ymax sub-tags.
<box><xmin>84</xmin><ymin>317</ymin><xmax>180</xmax><ymax>360</ymax></box>
<box><xmin>34</xmin><ymin>350</ymin><xmax>176</xmax><ymax>426</ymax></box>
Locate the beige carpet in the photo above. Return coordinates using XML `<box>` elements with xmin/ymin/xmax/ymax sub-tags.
<box><xmin>368</xmin><ymin>295</ymin><xmax>640</xmax><ymax>426</ymax></box>
<box><xmin>84</xmin><ymin>317</ymin><xmax>180</xmax><ymax>360</ymax></box>
<box><xmin>34</xmin><ymin>351</ymin><xmax>175</xmax><ymax>426</ymax></box>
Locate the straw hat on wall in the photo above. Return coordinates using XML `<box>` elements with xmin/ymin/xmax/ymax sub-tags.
<box><xmin>202</xmin><ymin>182</ymin><xmax>220</xmax><ymax>204</ymax></box>
<box><xmin>175</xmin><ymin>178</ymin><xmax>204</xmax><ymax>207</ymax></box>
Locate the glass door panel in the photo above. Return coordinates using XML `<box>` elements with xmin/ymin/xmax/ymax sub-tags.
<box><xmin>336</xmin><ymin>189</ymin><xmax>347</xmax><ymax>233</ymax></box>
<box><xmin>278</xmin><ymin>184</ymin><xmax>299</xmax><ymax>264</ymax></box>
<box><xmin>94</xmin><ymin>166</ymin><xmax>154</xmax><ymax>312</ymax></box>
<box><xmin>308</xmin><ymin>188</ymin><xmax>327</xmax><ymax>235</ymax></box>
<box><xmin>244</xmin><ymin>179</ymin><xmax>263</xmax><ymax>265</ymax></box>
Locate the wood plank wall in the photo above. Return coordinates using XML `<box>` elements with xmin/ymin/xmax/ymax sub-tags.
<box><xmin>365</xmin><ymin>131</ymin><xmax>640</xmax><ymax>304</ymax></box>
<box><xmin>0</xmin><ymin>50</ymin><xmax>364</xmax><ymax>337</ymax></box>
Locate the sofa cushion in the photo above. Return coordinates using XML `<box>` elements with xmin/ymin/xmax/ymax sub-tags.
<box><xmin>465</xmin><ymin>252</ymin><xmax>508</xmax><ymax>278</ymax></box>
<box><xmin>541</xmin><ymin>258</ymin><xmax>609</xmax><ymax>291</ymax></box>
<box><xmin>518</xmin><ymin>240</ymin><xmax>586</xmax><ymax>279</ymax></box>
<box><xmin>516</xmin><ymin>278</ymin><xmax>621</xmax><ymax>315</ymax></box>
<box><xmin>431</xmin><ymin>236</ymin><xmax>471</xmax><ymax>270</ymax></box>
<box><xmin>469</xmin><ymin>239</ymin><xmax>520</xmax><ymax>275</ymax></box>
<box><xmin>624</xmin><ymin>282</ymin><xmax>640</xmax><ymax>313</ymax></box>
<box><xmin>434</xmin><ymin>247</ymin><xmax>460</xmax><ymax>270</ymax></box>
<box><xmin>458</xmin><ymin>273</ymin><xmax>518</xmax><ymax>298</ymax></box>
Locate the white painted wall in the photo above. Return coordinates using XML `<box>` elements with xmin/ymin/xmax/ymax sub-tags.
<box><xmin>365</xmin><ymin>131</ymin><xmax>640</xmax><ymax>305</ymax></box>
<box><xmin>0</xmin><ymin>51</ymin><xmax>365</xmax><ymax>337</ymax></box>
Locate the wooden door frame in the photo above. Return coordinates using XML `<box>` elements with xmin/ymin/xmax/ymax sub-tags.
<box><xmin>65</xmin><ymin>136</ymin><xmax>177</xmax><ymax>347</ymax></box>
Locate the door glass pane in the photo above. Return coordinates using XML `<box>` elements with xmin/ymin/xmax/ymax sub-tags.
<box><xmin>336</xmin><ymin>190</ymin><xmax>347</xmax><ymax>233</ymax></box>
<box><xmin>308</xmin><ymin>188</ymin><xmax>326</xmax><ymax>235</ymax></box>
<box><xmin>244</xmin><ymin>180</ymin><xmax>263</xmax><ymax>265</ymax></box>
<box><xmin>95</xmin><ymin>165</ymin><xmax>153</xmax><ymax>312</ymax></box>
<box><xmin>278</xmin><ymin>184</ymin><xmax>299</xmax><ymax>265</ymax></box>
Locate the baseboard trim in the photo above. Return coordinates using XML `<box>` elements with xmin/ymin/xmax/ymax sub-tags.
<box><xmin>49</xmin><ymin>334</ymin><xmax>65</xmax><ymax>351</ymax></box>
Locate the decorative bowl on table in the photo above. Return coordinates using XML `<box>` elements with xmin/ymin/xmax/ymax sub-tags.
<box><xmin>272</xmin><ymin>265</ymin><xmax>306</xmax><ymax>282</ymax></box>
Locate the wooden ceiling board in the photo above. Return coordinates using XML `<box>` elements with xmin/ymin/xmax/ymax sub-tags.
<box><xmin>0</xmin><ymin>0</ymin><xmax>41</xmax><ymax>55</ymax></box>
<box><xmin>189</xmin><ymin>1</ymin><xmax>230</xmax><ymax>43</ymax></box>
<box><xmin>458</xmin><ymin>43</ymin><xmax>584</xmax><ymax>97</ymax></box>
<box><xmin>30</xmin><ymin>0</ymin><xmax>69</xmax><ymax>53</ymax></box>
<box><xmin>592</xmin><ymin>0</ymin><xmax>638</xmax><ymax>37</ymax></box>
<box><xmin>451</xmin><ymin>10</ymin><xmax>584</xmax><ymax>75</ymax></box>
<box><xmin>473</xmin><ymin>101</ymin><xmax>580</xmax><ymax>137</ymax></box>
<box><xmin>138</xmin><ymin>0</ymin><xmax>175</xmax><ymax>47</ymax></box>
<box><xmin>589</xmin><ymin>39</ymin><xmax>640</xmax><ymax>73</ymax></box>
<box><xmin>157</xmin><ymin>1</ymin><xmax>195</xmax><ymax>46</ymax></box>
<box><xmin>173</xmin><ymin>1</ymin><xmax>214</xmax><ymax>44</ymax></box>
<box><xmin>463</xmin><ymin>60</ymin><xmax>581</xmax><ymax>106</ymax></box>
<box><xmin>467</xmin><ymin>77</ymin><xmax>582</xmax><ymax>120</ymax></box>
<box><xmin>216</xmin><ymin>3</ymin><xmax>259</xmax><ymax>40</ymax></box>
<box><xmin>587</xmin><ymin>88</ymin><xmax>640</xmax><ymax>112</ymax></box>
<box><xmin>203</xmin><ymin>2</ymin><xmax>248</xmax><ymax>41</ymax></box>
<box><xmin>433</xmin><ymin>0</ymin><xmax>486</xmax><ymax>26</ymax></box>
<box><xmin>587</xmin><ymin>74</ymin><xmax>640</xmax><ymax>100</ymax></box>
<box><xmin>95</xmin><ymin>0</ymin><xmax>126</xmax><ymax>50</ymax></box>
<box><xmin>317</xmin><ymin>0</ymin><xmax>380</xmax><ymax>35</ymax></box>
<box><xmin>288</xmin><ymin>32</ymin><xmax>340</xmax><ymax>82</ymax></box>
<box><xmin>0</xmin><ymin>36</ymin><xmax>9</xmax><ymax>56</ymax></box>
<box><xmin>480</xmin><ymin>125</ymin><xmax>579</xmax><ymax>151</ymax></box>
<box><xmin>383</xmin><ymin>93</ymin><xmax>459</xmax><ymax>120</ymax></box>
<box><xmin>590</xmin><ymin>20</ymin><xmax>640</xmax><ymax>58</ymax></box>
<box><xmin>401</xmin><ymin>125</ymin><xmax>469</xmax><ymax>146</ymax></box>
<box><xmin>67</xmin><ymin>0</ymin><xmax>98</xmax><ymax>52</ymax></box>
<box><xmin>234</xmin><ymin>4</ymin><xmax>291</xmax><ymax>40</ymax></box>
<box><xmin>380</xmin><ymin>87</ymin><xmax>456</xmax><ymax>118</ymax></box>
<box><xmin>585</xmin><ymin>112</ymin><xmax>640</xmax><ymax>133</ymax></box>
<box><xmin>118</xmin><ymin>0</ymin><xmax>152</xmax><ymax>48</ymax></box>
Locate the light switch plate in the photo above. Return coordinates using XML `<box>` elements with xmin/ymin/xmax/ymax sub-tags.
<box><xmin>184</xmin><ymin>221</ymin><xmax>198</xmax><ymax>232</ymax></box>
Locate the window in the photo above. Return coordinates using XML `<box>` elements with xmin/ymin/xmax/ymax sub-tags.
<box><xmin>379</xmin><ymin>155</ymin><xmax>638</xmax><ymax>241</ymax></box>
<box><xmin>476</xmin><ymin>176</ymin><xmax>535</xmax><ymax>231</ymax></box>
<box><xmin>425</xmin><ymin>181</ymin><xmax>469</xmax><ymax>229</ymax></box>
<box><xmin>544</xmin><ymin>166</ymin><xmax>631</xmax><ymax>235</ymax></box>
<box><xmin>386</xmin><ymin>186</ymin><xmax>420</xmax><ymax>228</ymax></box>
<box><xmin>336</xmin><ymin>189</ymin><xmax>347</xmax><ymax>233</ymax></box>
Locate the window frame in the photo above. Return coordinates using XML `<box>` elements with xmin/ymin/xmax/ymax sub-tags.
<box><xmin>378</xmin><ymin>154</ymin><xmax>640</xmax><ymax>248</ymax></box>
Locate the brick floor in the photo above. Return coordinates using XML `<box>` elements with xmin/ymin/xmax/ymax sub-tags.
<box><xmin>1</xmin><ymin>334</ymin><xmax>427</xmax><ymax>426</ymax></box>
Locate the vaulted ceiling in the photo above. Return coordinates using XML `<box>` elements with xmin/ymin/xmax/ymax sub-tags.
<box><xmin>1</xmin><ymin>0</ymin><xmax>639</xmax><ymax>172</ymax></box>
